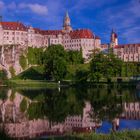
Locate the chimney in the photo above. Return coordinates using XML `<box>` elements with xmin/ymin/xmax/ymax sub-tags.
<box><xmin>0</xmin><ymin>16</ymin><xmax>2</xmax><ymax>22</ymax></box>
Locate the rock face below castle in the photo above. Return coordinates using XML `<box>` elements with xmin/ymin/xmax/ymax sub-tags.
<box><xmin>0</xmin><ymin>45</ymin><xmax>27</xmax><ymax>78</ymax></box>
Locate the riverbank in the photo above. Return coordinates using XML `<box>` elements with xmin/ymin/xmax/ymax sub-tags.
<box><xmin>6</xmin><ymin>80</ymin><xmax>59</xmax><ymax>88</ymax></box>
<box><xmin>2</xmin><ymin>79</ymin><xmax>138</xmax><ymax>88</ymax></box>
<box><xmin>43</xmin><ymin>130</ymin><xmax>140</xmax><ymax>140</ymax></box>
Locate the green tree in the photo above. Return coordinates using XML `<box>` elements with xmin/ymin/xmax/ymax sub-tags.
<box><xmin>27</xmin><ymin>47</ymin><xmax>44</xmax><ymax>65</ymax></box>
<box><xmin>75</xmin><ymin>69</ymin><xmax>89</xmax><ymax>83</ymax></box>
<box><xmin>19</xmin><ymin>55</ymin><xmax>27</xmax><ymax>70</ymax></box>
<box><xmin>20</xmin><ymin>98</ymin><xmax>28</xmax><ymax>112</ymax></box>
<box><xmin>90</xmin><ymin>53</ymin><xmax>123</xmax><ymax>82</ymax></box>
<box><xmin>0</xmin><ymin>70</ymin><xmax>7</xmax><ymax>80</ymax></box>
<box><xmin>9</xmin><ymin>66</ymin><xmax>16</xmax><ymax>77</ymax></box>
<box><xmin>66</xmin><ymin>48</ymin><xmax>84</xmax><ymax>64</ymax></box>
<box><xmin>44</xmin><ymin>45</ymin><xmax>67</xmax><ymax>81</ymax></box>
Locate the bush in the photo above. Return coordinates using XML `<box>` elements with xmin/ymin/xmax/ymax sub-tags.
<box><xmin>9</xmin><ymin>66</ymin><xmax>15</xmax><ymax>77</ymax></box>
<box><xmin>19</xmin><ymin>55</ymin><xmax>27</xmax><ymax>70</ymax></box>
<box><xmin>0</xmin><ymin>69</ymin><xmax>7</xmax><ymax>80</ymax></box>
<box><xmin>20</xmin><ymin>98</ymin><xmax>28</xmax><ymax>112</ymax></box>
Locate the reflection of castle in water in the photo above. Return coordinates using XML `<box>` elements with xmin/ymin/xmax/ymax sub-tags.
<box><xmin>0</xmin><ymin>90</ymin><xmax>50</xmax><ymax>138</ymax></box>
<box><xmin>0</xmin><ymin>89</ymin><xmax>140</xmax><ymax>138</ymax></box>
<box><xmin>121</xmin><ymin>102</ymin><xmax>140</xmax><ymax>120</ymax></box>
<box><xmin>0</xmin><ymin>90</ymin><xmax>101</xmax><ymax>138</ymax></box>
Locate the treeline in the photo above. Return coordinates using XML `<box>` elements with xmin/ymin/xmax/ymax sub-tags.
<box><xmin>18</xmin><ymin>45</ymin><xmax>84</xmax><ymax>81</ymax></box>
<box><xmin>1</xmin><ymin>44</ymin><xmax>139</xmax><ymax>81</ymax></box>
<box><xmin>20</xmin><ymin>45</ymin><xmax>83</xmax><ymax>67</ymax></box>
<box><xmin>76</xmin><ymin>53</ymin><xmax>140</xmax><ymax>83</ymax></box>
<box><xmin>17</xmin><ymin>44</ymin><xmax>140</xmax><ymax>82</ymax></box>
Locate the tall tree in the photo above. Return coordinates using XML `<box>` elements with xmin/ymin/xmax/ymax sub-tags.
<box><xmin>44</xmin><ymin>45</ymin><xmax>67</xmax><ymax>81</ymax></box>
<box><xmin>90</xmin><ymin>53</ymin><xmax>123</xmax><ymax>82</ymax></box>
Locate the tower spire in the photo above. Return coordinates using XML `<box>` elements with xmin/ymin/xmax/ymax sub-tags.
<box><xmin>63</xmin><ymin>11</ymin><xmax>72</xmax><ymax>33</ymax></box>
<box><xmin>66</xmin><ymin>11</ymin><xmax>69</xmax><ymax>18</ymax></box>
<box><xmin>110</xmin><ymin>29</ymin><xmax>118</xmax><ymax>48</ymax></box>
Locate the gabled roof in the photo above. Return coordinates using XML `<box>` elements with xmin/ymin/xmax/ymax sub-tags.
<box><xmin>114</xmin><ymin>43</ymin><xmax>140</xmax><ymax>49</ymax></box>
<box><xmin>33</xmin><ymin>28</ymin><xmax>44</xmax><ymax>34</ymax></box>
<box><xmin>69</xmin><ymin>29</ymin><xmax>95</xmax><ymax>39</ymax></box>
<box><xmin>0</xmin><ymin>22</ymin><xmax>27</xmax><ymax>31</ymax></box>
<box><xmin>43</xmin><ymin>30</ymin><xmax>63</xmax><ymax>35</ymax></box>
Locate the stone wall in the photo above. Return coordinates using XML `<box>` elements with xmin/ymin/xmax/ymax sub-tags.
<box><xmin>0</xmin><ymin>44</ymin><xmax>27</xmax><ymax>78</ymax></box>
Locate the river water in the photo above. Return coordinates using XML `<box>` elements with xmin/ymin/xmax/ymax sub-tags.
<box><xmin>0</xmin><ymin>85</ymin><xmax>140</xmax><ymax>139</ymax></box>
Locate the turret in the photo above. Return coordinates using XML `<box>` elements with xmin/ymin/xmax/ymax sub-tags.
<box><xmin>110</xmin><ymin>29</ymin><xmax>118</xmax><ymax>48</ymax></box>
<box><xmin>63</xmin><ymin>11</ymin><xmax>72</xmax><ymax>33</ymax></box>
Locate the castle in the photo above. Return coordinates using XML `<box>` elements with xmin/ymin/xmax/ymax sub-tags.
<box><xmin>110</xmin><ymin>29</ymin><xmax>140</xmax><ymax>62</ymax></box>
<box><xmin>0</xmin><ymin>12</ymin><xmax>101</xmax><ymax>59</ymax></box>
<box><xmin>0</xmin><ymin>12</ymin><xmax>139</xmax><ymax>77</ymax></box>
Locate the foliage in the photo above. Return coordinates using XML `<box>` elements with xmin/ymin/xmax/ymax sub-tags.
<box><xmin>65</xmin><ymin>64</ymin><xmax>89</xmax><ymax>80</ymax></box>
<box><xmin>20</xmin><ymin>98</ymin><xmax>28</xmax><ymax>112</ymax></box>
<box><xmin>15</xmin><ymin>45</ymin><xmax>140</xmax><ymax>82</ymax></box>
<box><xmin>47</xmin><ymin>130</ymin><xmax>140</xmax><ymax>140</ymax></box>
<box><xmin>89</xmin><ymin>48</ymin><xmax>101</xmax><ymax>59</ymax></box>
<box><xmin>27</xmin><ymin>47</ymin><xmax>44</xmax><ymax>65</ymax></box>
<box><xmin>66</xmin><ymin>48</ymin><xmax>84</xmax><ymax>65</ymax></box>
<box><xmin>122</xmin><ymin>62</ymin><xmax>139</xmax><ymax>77</ymax></box>
<box><xmin>9</xmin><ymin>66</ymin><xmax>16</xmax><ymax>77</ymax></box>
<box><xmin>89</xmin><ymin>72</ymin><xmax>103</xmax><ymax>82</ymax></box>
<box><xmin>9</xmin><ymin>92</ymin><xmax>16</xmax><ymax>101</ymax></box>
<box><xmin>0</xmin><ymin>69</ymin><xmax>7</xmax><ymax>80</ymax></box>
<box><xmin>75</xmin><ymin>69</ymin><xmax>89</xmax><ymax>83</ymax></box>
<box><xmin>19</xmin><ymin>54</ymin><xmax>27</xmax><ymax>70</ymax></box>
<box><xmin>44</xmin><ymin>45</ymin><xmax>67</xmax><ymax>81</ymax></box>
<box><xmin>90</xmin><ymin>53</ymin><xmax>123</xmax><ymax>82</ymax></box>
<box><xmin>13</xmin><ymin>66</ymin><xmax>45</xmax><ymax>80</ymax></box>
<box><xmin>0</xmin><ymin>88</ymin><xmax>8</xmax><ymax>100</ymax></box>
<box><xmin>27</xmin><ymin>102</ymin><xmax>44</xmax><ymax>120</ymax></box>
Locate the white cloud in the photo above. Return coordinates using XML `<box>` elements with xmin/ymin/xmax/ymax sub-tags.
<box><xmin>0</xmin><ymin>1</ymin><xmax>4</xmax><ymax>10</ymax></box>
<box><xmin>98</xmin><ymin>0</ymin><xmax>140</xmax><ymax>43</ymax></box>
<box><xmin>7</xmin><ymin>2</ymin><xmax>17</xmax><ymax>10</ymax></box>
<box><xmin>19</xmin><ymin>3</ymin><xmax>48</xmax><ymax>15</ymax></box>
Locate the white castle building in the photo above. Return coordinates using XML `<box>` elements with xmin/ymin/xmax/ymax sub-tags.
<box><xmin>109</xmin><ymin>30</ymin><xmax>140</xmax><ymax>62</ymax></box>
<box><xmin>0</xmin><ymin>12</ymin><xmax>101</xmax><ymax>60</ymax></box>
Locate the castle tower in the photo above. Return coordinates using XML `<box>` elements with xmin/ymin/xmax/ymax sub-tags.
<box><xmin>110</xmin><ymin>29</ymin><xmax>118</xmax><ymax>48</ymax></box>
<box><xmin>63</xmin><ymin>11</ymin><xmax>72</xmax><ymax>33</ymax></box>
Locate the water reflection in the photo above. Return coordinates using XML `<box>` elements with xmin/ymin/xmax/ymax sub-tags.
<box><xmin>0</xmin><ymin>86</ymin><xmax>139</xmax><ymax>139</ymax></box>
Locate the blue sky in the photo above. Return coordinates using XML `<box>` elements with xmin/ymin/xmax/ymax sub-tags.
<box><xmin>0</xmin><ymin>0</ymin><xmax>140</xmax><ymax>44</ymax></box>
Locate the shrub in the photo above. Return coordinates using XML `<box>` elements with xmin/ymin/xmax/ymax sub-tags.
<box><xmin>20</xmin><ymin>98</ymin><xmax>28</xmax><ymax>112</ymax></box>
<box><xmin>19</xmin><ymin>55</ymin><xmax>27</xmax><ymax>70</ymax></box>
<box><xmin>0</xmin><ymin>69</ymin><xmax>7</xmax><ymax>80</ymax></box>
<box><xmin>9</xmin><ymin>66</ymin><xmax>16</xmax><ymax>77</ymax></box>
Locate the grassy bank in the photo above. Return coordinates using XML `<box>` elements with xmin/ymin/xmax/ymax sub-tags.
<box><xmin>7</xmin><ymin>80</ymin><xmax>58</xmax><ymax>88</ymax></box>
<box><xmin>44</xmin><ymin>130</ymin><xmax>140</xmax><ymax>140</ymax></box>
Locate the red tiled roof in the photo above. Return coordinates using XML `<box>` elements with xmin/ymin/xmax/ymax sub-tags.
<box><xmin>114</xmin><ymin>43</ymin><xmax>140</xmax><ymax>49</ymax></box>
<box><xmin>33</xmin><ymin>28</ymin><xmax>43</xmax><ymax>34</ymax></box>
<box><xmin>70</xmin><ymin>29</ymin><xmax>94</xmax><ymax>39</ymax></box>
<box><xmin>43</xmin><ymin>30</ymin><xmax>63</xmax><ymax>35</ymax></box>
<box><xmin>95</xmin><ymin>36</ymin><xmax>100</xmax><ymax>39</ymax></box>
<box><xmin>0</xmin><ymin>22</ymin><xmax>27</xmax><ymax>31</ymax></box>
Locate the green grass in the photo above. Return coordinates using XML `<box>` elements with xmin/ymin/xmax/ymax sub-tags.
<box><xmin>12</xmin><ymin>64</ymin><xmax>90</xmax><ymax>81</ymax></box>
<box><xmin>7</xmin><ymin>79</ymin><xmax>58</xmax><ymax>88</ymax></box>
<box><xmin>13</xmin><ymin>66</ymin><xmax>45</xmax><ymax>80</ymax></box>
<box><xmin>65</xmin><ymin>63</ymin><xmax>90</xmax><ymax>80</ymax></box>
<box><xmin>43</xmin><ymin>130</ymin><xmax>140</xmax><ymax>140</ymax></box>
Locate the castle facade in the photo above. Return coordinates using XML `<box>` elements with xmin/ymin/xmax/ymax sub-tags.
<box><xmin>0</xmin><ymin>12</ymin><xmax>101</xmax><ymax>60</ymax></box>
